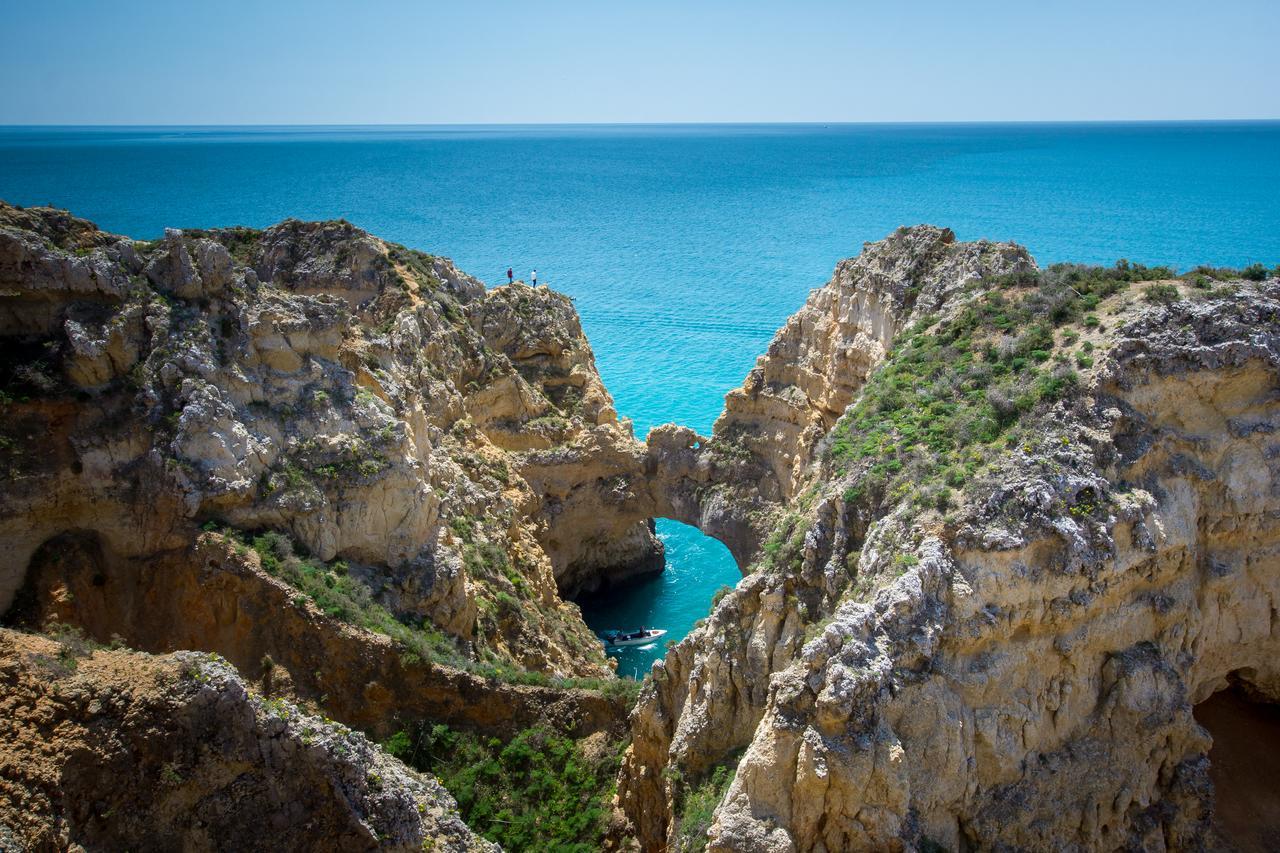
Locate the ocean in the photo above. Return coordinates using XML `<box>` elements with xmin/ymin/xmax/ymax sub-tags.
<box><xmin>3</xmin><ymin>121</ymin><xmax>1278</xmax><ymax>672</ymax></box>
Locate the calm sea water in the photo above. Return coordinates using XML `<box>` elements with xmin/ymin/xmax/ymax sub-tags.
<box><xmin>3</xmin><ymin>122</ymin><xmax>1278</xmax><ymax>672</ymax></box>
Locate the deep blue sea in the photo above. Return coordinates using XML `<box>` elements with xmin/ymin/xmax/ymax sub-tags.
<box><xmin>3</xmin><ymin>122</ymin><xmax>1278</xmax><ymax>672</ymax></box>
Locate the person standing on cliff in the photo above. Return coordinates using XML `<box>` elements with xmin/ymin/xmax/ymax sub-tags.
<box><xmin>507</xmin><ymin>267</ymin><xmax>513</xmax><ymax>284</ymax></box>
<box><xmin>531</xmin><ymin>269</ymin><xmax>538</xmax><ymax>287</ymax></box>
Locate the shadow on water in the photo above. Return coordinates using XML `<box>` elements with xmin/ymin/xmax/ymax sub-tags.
<box><xmin>576</xmin><ymin>519</ymin><xmax>740</xmax><ymax>679</ymax></box>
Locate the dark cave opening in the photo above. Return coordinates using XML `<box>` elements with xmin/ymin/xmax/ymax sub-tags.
<box><xmin>1193</xmin><ymin>683</ymin><xmax>1280</xmax><ymax>853</ymax></box>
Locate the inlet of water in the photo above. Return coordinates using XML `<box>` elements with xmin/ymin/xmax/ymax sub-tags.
<box><xmin>577</xmin><ymin>519</ymin><xmax>740</xmax><ymax>678</ymax></box>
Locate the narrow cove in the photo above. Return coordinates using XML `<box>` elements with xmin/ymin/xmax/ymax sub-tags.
<box><xmin>577</xmin><ymin>519</ymin><xmax>740</xmax><ymax>677</ymax></box>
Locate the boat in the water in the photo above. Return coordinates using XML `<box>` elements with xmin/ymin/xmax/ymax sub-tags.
<box><xmin>601</xmin><ymin>627</ymin><xmax>667</xmax><ymax>647</ymax></box>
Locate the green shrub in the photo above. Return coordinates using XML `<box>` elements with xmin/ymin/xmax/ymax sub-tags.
<box><xmin>241</xmin><ymin>529</ymin><xmax>637</xmax><ymax>700</ymax></box>
<box><xmin>1143</xmin><ymin>283</ymin><xmax>1180</xmax><ymax>305</ymax></box>
<box><xmin>822</xmin><ymin>263</ymin><xmax>1124</xmax><ymax>523</ymax></box>
<box><xmin>247</xmin><ymin>531</ymin><xmax>462</xmax><ymax>666</ymax></box>
<box><xmin>384</xmin><ymin>724</ymin><xmax>622</xmax><ymax>852</ymax></box>
<box><xmin>1241</xmin><ymin>263</ymin><xmax>1268</xmax><ymax>282</ymax></box>
<box><xmin>673</xmin><ymin>763</ymin><xmax>737</xmax><ymax>853</ymax></box>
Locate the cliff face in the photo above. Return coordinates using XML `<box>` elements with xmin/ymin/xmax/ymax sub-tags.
<box><xmin>4</xmin><ymin>202</ymin><xmax>1277</xmax><ymax>852</ymax></box>
<box><xmin>616</xmin><ymin>227</ymin><xmax>1038</xmax><ymax>844</ymax></box>
<box><xmin>0</xmin><ymin>627</ymin><xmax>494</xmax><ymax>852</ymax></box>
<box><xmin>714</xmin><ymin>226</ymin><xmax>1034</xmax><ymax>503</ymax></box>
<box><xmin>0</xmin><ymin>202</ymin><xmax>659</xmax><ymax>677</ymax></box>
<box><xmin>626</xmin><ymin>228</ymin><xmax>1035</xmax><ymax>568</ymax></box>
<box><xmin>620</xmin><ymin>231</ymin><xmax>1280</xmax><ymax>852</ymax></box>
<box><xmin>0</xmin><ymin>202</ymin><xmax>654</xmax><ymax>850</ymax></box>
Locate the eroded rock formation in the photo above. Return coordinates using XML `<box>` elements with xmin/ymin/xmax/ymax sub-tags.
<box><xmin>0</xmin><ymin>628</ymin><xmax>494</xmax><ymax>852</ymax></box>
<box><xmin>0</xmin><ymin>202</ymin><xmax>660</xmax><ymax>676</ymax></box>
<box><xmin>619</xmin><ymin>231</ymin><xmax>1280</xmax><ymax>852</ymax></box>
<box><xmin>5</xmin><ymin>202</ymin><xmax>1277</xmax><ymax>852</ymax></box>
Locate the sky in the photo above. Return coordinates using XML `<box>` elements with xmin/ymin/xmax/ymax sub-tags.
<box><xmin>1</xmin><ymin>0</ymin><xmax>1277</xmax><ymax>124</ymax></box>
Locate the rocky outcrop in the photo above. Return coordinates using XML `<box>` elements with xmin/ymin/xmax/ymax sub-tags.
<box><xmin>472</xmin><ymin>283</ymin><xmax>665</xmax><ymax>595</ymax></box>
<box><xmin>620</xmin><ymin>232</ymin><xmax>1280</xmax><ymax>851</ymax></box>
<box><xmin>7</xmin><ymin>201</ymin><xmax>1277</xmax><ymax>851</ymax></box>
<box><xmin>0</xmin><ymin>202</ymin><xmax>659</xmax><ymax>679</ymax></box>
<box><xmin>5</xmin><ymin>530</ymin><xmax>633</xmax><ymax>742</ymax></box>
<box><xmin>616</xmin><ymin>227</ymin><xmax>1038</xmax><ymax>844</ymax></box>
<box><xmin>0</xmin><ymin>627</ymin><xmax>494</xmax><ymax>852</ymax></box>
<box><xmin>708</xmin><ymin>227</ymin><xmax>1033</xmax><ymax>524</ymax></box>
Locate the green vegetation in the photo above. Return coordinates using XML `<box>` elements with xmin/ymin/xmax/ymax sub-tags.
<box><xmin>25</xmin><ymin>621</ymin><xmax>125</xmax><ymax>677</ymax></box>
<box><xmin>671</xmin><ymin>761</ymin><xmax>738</xmax><ymax>852</ymax></box>
<box><xmin>1240</xmin><ymin>263</ymin><xmax>1269</xmax><ymax>282</ymax></box>
<box><xmin>826</xmin><ymin>261</ymin><xmax>1173</xmax><ymax>513</ymax></box>
<box><xmin>1143</xmin><ymin>282</ymin><xmax>1180</xmax><ymax>305</ymax></box>
<box><xmin>224</xmin><ymin>527</ymin><xmax>640</xmax><ymax>701</ymax></box>
<box><xmin>1182</xmin><ymin>262</ymin><xmax>1277</xmax><ymax>283</ymax></box>
<box><xmin>526</xmin><ymin>413</ymin><xmax>572</xmax><ymax>433</ymax></box>
<box><xmin>759</xmin><ymin>509</ymin><xmax>812</xmax><ymax>571</ymax></box>
<box><xmin>384</xmin><ymin>723</ymin><xmax>624</xmax><ymax>852</ymax></box>
<box><xmin>246</xmin><ymin>530</ymin><xmax>462</xmax><ymax>665</ymax></box>
<box><xmin>383</xmin><ymin>242</ymin><xmax>441</xmax><ymax>291</ymax></box>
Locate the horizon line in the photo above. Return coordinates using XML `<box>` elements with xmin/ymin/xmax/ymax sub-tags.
<box><xmin>2</xmin><ymin>118</ymin><xmax>1279</xmax><ymax>130</ymax></box>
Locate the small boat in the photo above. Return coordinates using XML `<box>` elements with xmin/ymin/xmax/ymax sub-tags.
<box><xmin>602</xmin><ymin>627</ymin><xmax>667</xmax><ymax>647</ymax></box>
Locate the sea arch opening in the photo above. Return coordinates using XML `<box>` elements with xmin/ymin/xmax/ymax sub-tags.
<box><xmin>575</xmin><ymin>519</ymin><xmax>739</xmax><ymax>678</ymax></box>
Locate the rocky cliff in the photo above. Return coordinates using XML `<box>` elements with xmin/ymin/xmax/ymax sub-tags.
<box><xmin>619</xmin><ymin>230</ymin><xmax>1280</xmax><ymax>852</ymax></box>
<box><xmin>4</xmin><ymin>202</ymin><xmax>1277</xmax><ymax>852</ymax></box>
<box><xmin>0</xmin><ymin>201</ymin><xmax>660</xmax><ymax>678</ymax></box>
<box><xmin>0</xmin><ymin>202</ymin><xmax>645</xmax><ymax>848</ymax></box>
<box><xmin>0</xmin><ymin>627</ymin><xmax>494</xmax><ymax>852</ymax></box>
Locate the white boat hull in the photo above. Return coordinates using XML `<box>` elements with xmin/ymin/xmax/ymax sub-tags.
<box><xmin>604</xmin><ymin>629</ymin><xmax>667</xmax><ymax>647</ymax></box>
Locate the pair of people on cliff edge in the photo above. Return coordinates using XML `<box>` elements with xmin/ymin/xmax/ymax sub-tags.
<box><xmin>506</xmin><ymin>267</ymin><xmax>541</xmax><ymax>286</ymax></box>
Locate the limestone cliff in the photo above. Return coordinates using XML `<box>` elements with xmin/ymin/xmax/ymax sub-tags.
<box><xmin>715</xmin><ymin>226</ymin><xmax>1033</xmax><ymax>502</ymax></box>
<box><xmin>0</xmin><ymin>201</ymin><xmax>653</xmax><ymax>849</ymax></box>
<box><xmin>619</xmin><ymin>230</ymin><xmax>1280</xmax><ymax>852</ymax></box>
<box><xmin>633</xmin><ymin>227</ymin><xmax>1035</xmax><ymax>566</ymax></box>
<box><xmin>0</xmin><ymin>202</ymin><xmax>657</xmax><ymax>678</ymax></box>
<box><xmin>0</xmin><ymin>627</ymin><xmax>494</xmax><ymax>852</ymax></box>
<box><xmin>5</xmin><ymin>201</ymin><xmax>1278</xmax><ymax>852</ymax></box>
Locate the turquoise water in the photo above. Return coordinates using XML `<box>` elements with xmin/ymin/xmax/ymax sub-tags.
<box><xmin>3</xmin><ymin>122</ymin><xmax>1279</xmax><ymax>671</ymax></box>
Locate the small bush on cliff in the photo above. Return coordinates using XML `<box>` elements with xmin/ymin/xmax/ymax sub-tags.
<box><xmin>1241</xmin><ymin>263</ymin><xmax>1269</xmax><ymax>282</ymax></box>
<box><xmin>672</xmin><ymin>762</ymin><xmax>737</xmax><ymax>852</ymax></box>
<box><xmin>384</xmin><ymin>723</ymin><xmax>623</xmax><ymax>852</ymax></box>
<box><xmin>1143</xmin><ymin>283</ymin><xmax>1180</xmax><ymax>305</ymax></box>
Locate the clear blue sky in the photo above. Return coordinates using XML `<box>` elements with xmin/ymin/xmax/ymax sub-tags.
<box><xmin>2</xmin><ymin>0</ymin><xmax>1277</xmax><ymax>124</ymax></box>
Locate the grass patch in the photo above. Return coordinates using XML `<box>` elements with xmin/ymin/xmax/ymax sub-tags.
<box><xmin>247</xmin><ymin>530</ymin><xmax>462</xmax><ymax>666</ymax></box>
<box><xmin>233</xmin><ymin>528</ymin><xmax>641</xmax><ymax>700</ymax></box>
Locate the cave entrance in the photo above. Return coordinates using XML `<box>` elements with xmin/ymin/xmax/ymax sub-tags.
<box><xmin>3</xmin><ymin>530</ymin><xmax>110</xmax><ymax>631</ymax></box>
<box><xmin>1193</xmin><ymin>680</ymin><xmax>1280</xmax><ymax>852</ymax></box>
<box><xmin>576</xmin><ymin>519</ymin><xmax>739</xmax><ymax>678</ymax></box>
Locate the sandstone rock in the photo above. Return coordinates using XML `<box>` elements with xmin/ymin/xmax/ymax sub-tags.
<box><xmin>619</xmin><ymin>237</ymin><xmax>1280</xmax><ymax>853</ymax></box>
<box><xmin>0</xmin><ymin>201</ymin><xmax>653</xmax><ymax>680</ymax></box>
<box><xmin>0</xmin><ymin>628</ymin><xmax>496</xmax><ymax>852</ymax></box>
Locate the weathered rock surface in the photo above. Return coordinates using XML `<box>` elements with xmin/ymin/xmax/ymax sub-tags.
<box><xmin>0</xmin><ymin>202</ymin><xmax>659</xmax><ymax>678</ymax></box>
<box><xmin>0</xmin><ymin>627</ymin><xmax>495</xmax><ymax>852</ymax></box>
<box><xmin>6</xmin><ymin>202</ymin><xmax>1278</xmax><ymax>852</ymax></box>
<box><xmin>619</xmin><ymin>231</ymin><xmax>1280</xmax><ymax>852</ymax></box>
<box><xmin>715</xmin><ymin>225</ymin><xmax>1033</xmax><ymax>503</ymax></box>
<box><xmin>6</xmin><ymin>530</ymin><xmax>634</xmax><ymax>742</ymax></box>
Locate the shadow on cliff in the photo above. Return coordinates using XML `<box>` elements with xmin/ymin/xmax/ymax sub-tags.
<box><xmin>3</xmin><ymin>528</ymin><xmax>630</xmax><ymax>742</ymax></box>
